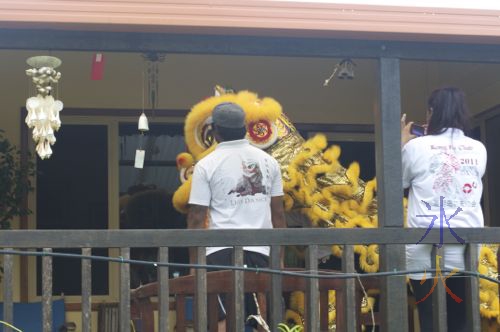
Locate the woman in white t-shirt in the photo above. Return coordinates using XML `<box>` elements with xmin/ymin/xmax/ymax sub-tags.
<box><xmin>401</xmin><ymin>87</ymin><xmax>487</xmax><ymax>332</ymax></box>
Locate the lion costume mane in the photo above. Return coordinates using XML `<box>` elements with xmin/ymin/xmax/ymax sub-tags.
<box><xmin>172</xmin><ymin>87</ymin><xmax>499</xmax><ymax>329</ymax></box>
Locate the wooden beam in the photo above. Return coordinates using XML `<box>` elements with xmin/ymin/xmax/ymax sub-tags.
<box><xmin>2</xmin><ymin>28</ymin><xmax>500</xmax><ymax>63</ymax></box>
<box><xmin>295</xmin><ymin>123</ymin><xmax>374</xmax><ymax>134</ymax></box>
<box><xmin>0</xmin><ymin>228</ymin><xmax>497</xmax><ymax>248</ymax></box>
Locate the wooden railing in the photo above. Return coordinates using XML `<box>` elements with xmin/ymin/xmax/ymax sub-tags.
<box><xmin>1</xmin><ymin>228</ymin><xmax>499</xmax><ymax>332</ymax></box>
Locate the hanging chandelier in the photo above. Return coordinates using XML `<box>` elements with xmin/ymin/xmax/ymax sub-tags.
<box><xmin>25</xmin><ymin>55</ymin><xmax>64</xmax><ymax>159</ymax></box>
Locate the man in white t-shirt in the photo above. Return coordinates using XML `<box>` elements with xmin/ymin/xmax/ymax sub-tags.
<box><xmin>187</xmin><ymin>102</ymin><xmax>286</xmax><ymax>331</ymax></box>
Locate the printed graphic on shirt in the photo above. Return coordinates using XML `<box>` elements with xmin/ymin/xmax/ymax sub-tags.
<box><xmin>228</xmin><ymin>160</ymin><xmax>267</xmax><ymax>197</ymax></box>
<box><xmin>429</xmin><ymin>152</ymin><xmax>460</xmax><ymax>196</ymax></box>
<box><xmin>428</xmin><ymin>149</ymin><xmax>480</xmax><ymax>207</ymax></box>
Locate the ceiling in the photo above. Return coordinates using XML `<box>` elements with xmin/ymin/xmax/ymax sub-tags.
<box><xmin>2</xmin><ymin>50</ymin><xmax>499</xmax><ymax>130</ymax></box>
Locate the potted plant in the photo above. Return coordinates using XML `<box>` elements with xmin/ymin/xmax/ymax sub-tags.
<box><xmin>277</xmin><ymin>323</ymin><xmax>304</xmax><ymax>332</ymax></box>
<box><xmin>0</xmin><ymin>129</ymin><xmax>35</xmax><ymax>229</ymax></box>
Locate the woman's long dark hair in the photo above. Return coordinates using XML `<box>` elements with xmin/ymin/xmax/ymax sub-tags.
<box><xmin>426</xmin><ymin>87</ymin><xmax>470</xmax><ymax>135</ymax></box>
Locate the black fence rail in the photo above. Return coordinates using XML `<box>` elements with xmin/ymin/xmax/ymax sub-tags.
<box><xmin>1</xmin><ymin>228</ymin><xmax>499</xmax><ymax>332</ymax></box>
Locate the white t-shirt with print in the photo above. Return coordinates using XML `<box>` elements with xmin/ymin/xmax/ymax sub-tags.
<box><xmin>189</xmin><ymin>139</ymin><xmax>284</xmax><ymax>256</ymax></box>
<box><xmin>402</xmin><ymin>128</ymin><xmax>487</xmax><ymax>279</ymax></box>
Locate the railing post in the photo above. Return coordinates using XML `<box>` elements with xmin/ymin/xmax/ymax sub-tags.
<box><xmin>119</xmin><ymin>248</ymin><xmax>130</xmax><ymax>332</ymax></box>
<box><xmin>342</xmin><ymin>244</ymin><xmax>357</xmax><ymax>332</ymax></box>
<box><xmin>195</xmin><ymin>246</ymin><xmax>207</xmax><ymax>331</ymax></box>
<box><xmin>376</xmin><ymin>56</ymin><xmax>408</xmax><ymax>332</ymax></box>
<box><xmin>305</xmin><ymin>245</ymin><xmax>319</xmax><ymax>332</ymax></box>
<box><xmin>232</xmin><ymin>246</ymin><xmax>245</xmax><ymax>331</ymax></box>
<box><xmin>158</xmin><ymin>247</ymin><xmax>169</xmax><ymax>332</ymax></box>
<box><xmin>3</xmin><ymin>248</ymin><xmax>13</xmax><ymax>332</ymax></box>
<box><xmin>270</xmin><ymin>245</ymin><xmax>283</xmax><ymax>330</ymax></box>
<box><xmin>81</xmin><ymin>248</ymin><xmax>92</xmax><ymax>332</ymax></box>
<box><xmin>42</xmin><ymin>248</ymin><xmax>53</xmax><ymax>332</ymax></box>
<box><xmin>465</xmin><ymin>244</ymin><xmax>480</xmax><ymax>332</ymax></box>
<box><xmin>431</xmin><ymin>246</ymin><xmax>447</xmax><ymax>332</ymax></box>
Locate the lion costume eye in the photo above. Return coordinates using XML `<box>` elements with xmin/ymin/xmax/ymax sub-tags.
<box><xmin>246</xmin><ymin>119</ymin><xmax>278</xmax><ymax>150</ymax></box>
<box><xmin>194</xmin><ymin>117</ymin><xmax>216</xmax><ymax>150</ymax></box>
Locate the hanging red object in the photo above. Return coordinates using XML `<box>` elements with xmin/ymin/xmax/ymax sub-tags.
<box><xmin>91</xmin><ymin>53</ymin><xmax>105</xmax><ymax>80</ymax></box>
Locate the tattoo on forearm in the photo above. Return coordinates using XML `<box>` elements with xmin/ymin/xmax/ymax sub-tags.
<box><xmin>187</xmin><ymin>205</ymin><xmax>207</xmax><ymax>229</ymax></box>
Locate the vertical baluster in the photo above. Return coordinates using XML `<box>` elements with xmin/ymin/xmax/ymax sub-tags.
<box><xmin>119</xmin><ymin>248</ymin><xmax>130</xmax><ymax>332</ymax></box>
<box><xmin>342</xmin><ymin>244</ymin><xmax>357</xmax><ymax>332</ymax></box>
<box><xmin>233</xmin><ymin>246</ymin><xmax>244</xmax><ymax>331</ymax></box>
<box><xmin>465</xmin><ymin>244</ymin><xmax>480</xmax><ymax>332</ymax></box>
<box><xmin>81</xmin><ymin>248</ymin><xmax>92</xmax><ymax>332</ymax></box>
<box><xmin>431</xmin><ymin>246</ymin><xmax>447</xmax><ymax>332</ymax></box>
<box><xmin>305</xmin><ymin>245</ymin><xmax>319</xmax><ymax>332</ymax></box>
<box><xmin>158</xmin><ymin>247</ymin><xmax>169</xmax><ymax>332</ymax></box>
<box><xmin>42</xmin><ymin>248</ymin><xmax>53</xmax><ymax>332</ymax></box>
<box><xmin>270</xmin><ymin>245</ymin><xmax>283</xmax><ymax>330</ymax></box>
<box><xmin>320</xmin><ymin>290</ymin><xmax>329</xmax><ymax>330</ymax></box>
<box><xmin>195</xmin><ymin>246</ymin><xmax>207</xmax><ymax>331</ymax></box>
<box><xmin>3</xmin><ymin>248</ymin><xmax>13</xmax><ymax>332</ymax></box>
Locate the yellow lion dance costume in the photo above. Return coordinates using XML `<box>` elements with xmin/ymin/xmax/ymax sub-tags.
<box><xmin>172</xmin><ymin>87</ymin><xmax>499</xmax><ymax>330</ymax></box>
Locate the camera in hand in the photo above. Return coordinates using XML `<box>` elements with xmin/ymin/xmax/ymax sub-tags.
<box><xmin>410</xmin><ymin>123</ymin><xmax>425</xmax><ymax>137</ymax></box>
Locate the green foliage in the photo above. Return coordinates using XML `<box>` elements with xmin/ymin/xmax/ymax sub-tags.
<box><xmin>277</xmin><ymin>322</ymin><xmax>304</xmax><ymax>332</ymax></box>
<box><xmin>0</xmin><ymin>129</ymin><xmax>35</xmax><ymax>229</ymax></box>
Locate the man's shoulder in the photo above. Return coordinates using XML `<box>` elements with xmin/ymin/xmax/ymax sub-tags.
<box><xmin>247</xmin><ymin>145</ymin><xmax>279</xmax><ymax>162</ymax></box>
<box><xmin>195</xmin><ymin>149</ymin><xmax>221</xmax><ymax>168</ymax></box>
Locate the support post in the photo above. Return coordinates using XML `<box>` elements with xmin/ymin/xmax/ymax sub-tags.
<box><xmin>376</xmin><ymin>57</ymin><xmax>408</xmax><ymax>332</ymax></box>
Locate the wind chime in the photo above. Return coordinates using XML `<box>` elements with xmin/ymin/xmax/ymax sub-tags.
<box><xmin>25</xmin><ymin>56</ymin><xmax>64</xmax><ymax>159</ymax></box>
<box><xmin>134</xmin><ymin>53</ymin><xmax>166</xmax><ymax>168</ymax></box>
<box><xmin>323</xmin><ymin>58</ymin><xmax>356</xmax><ymax>87</ymax></box>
